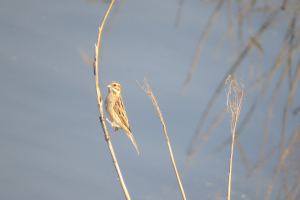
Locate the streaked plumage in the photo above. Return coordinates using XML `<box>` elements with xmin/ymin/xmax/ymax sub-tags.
<box><xmin>105</xmin><ymin>81</ymin><xmax>139</xmax><ymax>155</ymax></box>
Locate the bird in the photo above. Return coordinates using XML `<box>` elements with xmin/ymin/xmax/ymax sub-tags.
<box><xmin>104</xmin><ymin>81</ymin><xmax>139</xmax><ymax>155</ymax></box>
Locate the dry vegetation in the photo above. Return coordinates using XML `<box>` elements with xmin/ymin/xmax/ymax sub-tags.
<box><xmin>181</xmin><ymin>0</ymin><xmax>300</xmax><ymax>199</ymax></box>
<box><xmin>91</xmin><ymin>0</ymin><xmax>300</xmax><ymax>199</ymax></box>
<box><xmin>92</xmin><ymin>1</ymin><xmax>132</xmax><ymax>200</ymax></box>
<box><xmin>225</xmin><ymin>75</ymin><xmax>244</xmax><ymax>200</ymax></box>
<box><xmin>138</xmin><ymin>77</ymin><xmax>187</xmax><ymax>200</ymax></box>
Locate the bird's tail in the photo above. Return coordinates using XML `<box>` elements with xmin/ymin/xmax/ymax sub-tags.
<box><xmin>126</xmin><ymin>131</ymin><xmax>139</xmax><ymax>155</ymax></box>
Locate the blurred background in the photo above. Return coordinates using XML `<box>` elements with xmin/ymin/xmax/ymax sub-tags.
<box><xmin>1</xmin><ymin>0</ymin><xmax>300</xmax><ymax>199</ymax></box>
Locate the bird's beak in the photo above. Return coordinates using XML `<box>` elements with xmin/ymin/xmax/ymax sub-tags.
<box><xmin>107</xmin><ymin>84</ymin><xmax>111</xmax><ymax>88</ymax></box>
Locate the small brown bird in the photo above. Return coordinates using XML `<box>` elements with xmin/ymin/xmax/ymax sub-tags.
<box><xmin>105</xmin><ymin>81</ymin><xmax>139</xmax><ymax>155</ymax></box>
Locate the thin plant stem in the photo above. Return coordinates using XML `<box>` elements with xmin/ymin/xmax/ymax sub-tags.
<box><xmin>138</xmin><ymin>77</ymin><xmax>187</xmax><ymax>200</ymax></box>
<box><xmin>281</xmin><ymin>0</ymin><xmax>288</xmax><ymax>10</ymax></box>
<box><xmin>181</xmin><ymin>0</ymin><xmax>224</xmax><ymax>94</ymax></box>
<box><xmin>186</xmin><ymin>10</ymin><xmax>278</xmax><ymax>163</ymax></box>
<box><xmin>192</xmin><ymin>27</ymin><xmax>289</xmax><ymax>164</ymax></box>
<box><xmin>225</xmin><ymin>75</ymin><xmax>244</xmax><ymax>200</ymax></box>
<box><xmin>181</xmin><ymin>65</ymin><xmax>273</xmax><ymax>173</ymax></box>
<box><xmin>93</xmin><ymin>1</ymin><xmax>131</xmax><ymax>199</ymax></box>
<box><xmin>236</xmin><ymin>138</ymin><xmax>250</xmax><ymax>172</ymax></box>
<box><xmin>175</xmin><ymin>0</ymin><xmax>184</xmax><ymax>28</ymax></box>
<box><xmin>264</xmin><ymin>122</ymin><xmax>300</xmax><ymax>200</ymax></box>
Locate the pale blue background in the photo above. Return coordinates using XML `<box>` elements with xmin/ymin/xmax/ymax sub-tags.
<box><xmin>1</xmin><ymin>0</ymin><xmax>299</xmax><ymax>199</ymax></box>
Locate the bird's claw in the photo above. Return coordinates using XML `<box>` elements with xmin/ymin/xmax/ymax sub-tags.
<box><xmin>105</xmin><ymin>135</ymin><xmax>110</xmax><ymax>141</ymax></box>
<box><xmin>100</xmin><ymin>116</ymin><xmax>106</xmax><ymax>122</ymax></box>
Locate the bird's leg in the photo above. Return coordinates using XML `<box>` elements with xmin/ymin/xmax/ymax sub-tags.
<box><xmin>100</xmin><ymin>116</ymin><xmax>113</xmax><ymax>126</ymax></box>
<box><xmin>99</xmin><ymin>117</ymin><xmax>118</xmax><ymax>140</ymax></box>
<box><xmin>105</xmin><ymin>118</ymin><xmax>113</xmax><ymax>126</ymax></box>
<box><xmin>104</xmin><ymin>134</ymin><xmax>110</xmax><ymax>141</ymax></box>
<box><xmin>109</xmin><ymin>127</ymin><xmax>119</xmax><ymax>137</ymax></box>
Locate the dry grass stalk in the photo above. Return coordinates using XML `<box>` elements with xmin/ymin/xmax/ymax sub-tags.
<box><xmin>281</xmin><ymin>0</ymin><xmax>288</xmax><ymax>10</ymax></box>
<box><xmin>225</xmin><ymin>75</ymin><xmax>244</xmax><ymax>200</ymax></box>
<box><xmin>138</xmin><ymin>77</ymin><xmax>187</xmax><ymax>200</ymax></box>
<box><xmin>281</xmin><ymin>58</ymin><xmax>300</xmax><ymax>154</ymax></box>
<box><xmin>186</xmin><ymin>10</ymin><xmax>278</xmax><ymax>164</ymax></box>
<box><xmin>182</xmin><ymin>66</ymin><xmax>272</xmax><ymax>171</ymax></box>
<box><xmin>256</xmin><ymin>16</ymin><xmax>298</xmax><ymax>196</ymax></box>
<box><xmin>214</xmin><ymin>0</ymin><xmax>258</xmax><ymax>58</ymax></box>
<box><xmin>93</xmin><ymin>1</ymin><xmax>131</xmax><ymax>199</ymax></box>
<box><xmin>185</xmin><ymin>107</ymin><xmax>227</xmax><ymax>163</ymax></box>
<box><xmin>295</xmin><ymin>190</ymin><xmax>300</xmax><ymax>200</ymax></box>
<box><xmin>287</xmin><ymin>13</ymin><xmax>296</xmax><ymax>90</ymax></box>
<box><xmin>181</xmin><ymin>0</ymin><xmax>224</xmax><ymax>94</ymax></box>
<box><xmin>175</xmin><ymin>0</ymin><xmax>184</xmax><ymax>28</ymax></box>
<box><xmin>182</xmin><ymin>67</ymin><xmax>275</xmax><ymax>171</ymax></box>
<box><xmin>192</xmin><ymin>31</ymin><xmax>289</xmax><ymax>165</ymax></box>
<box><xmin>236</xmin><ymin>138</ymin><xmax>250</xmax><ymax>172</ymax></box>
<box><xmin>226</xmin><ymin>0</ymin><xmax>237</xmax><ymax>59</ymax></box>
<box><xmin>178</xmin><ymin>0</ymin><xmax>299</xmax><ymax>197</ymax></box>
<box><xmin>264</xmin><ymin>122</ymin><xmax>300</xmax><ymax>200</ymax></box>
<box><xmin>236</xmin><ymin>143</ymin><xmax>279</xmax><ymax>189</ymax></box>
<box><xmin>286</xmin><ymin>161</ymin><xmax>300</xmax><ymax>200</ymax></box>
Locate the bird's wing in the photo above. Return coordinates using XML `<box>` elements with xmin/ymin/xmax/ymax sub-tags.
<box><xmin>113</xmin><ymin>97</ymin><xmax>131</xmax><ymax>131</ymax></box>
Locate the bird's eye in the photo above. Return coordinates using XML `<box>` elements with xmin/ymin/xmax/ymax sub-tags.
<box><xmin>114</xmin><ymin>84</ymin><xmax>116</xmax><ymax>86</ymax></box>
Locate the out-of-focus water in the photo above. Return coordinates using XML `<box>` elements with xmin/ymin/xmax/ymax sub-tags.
<box><xmin>1</xmin><ymin>0</ymin><xmax>299</xmax><ymax>199</ymax></box>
